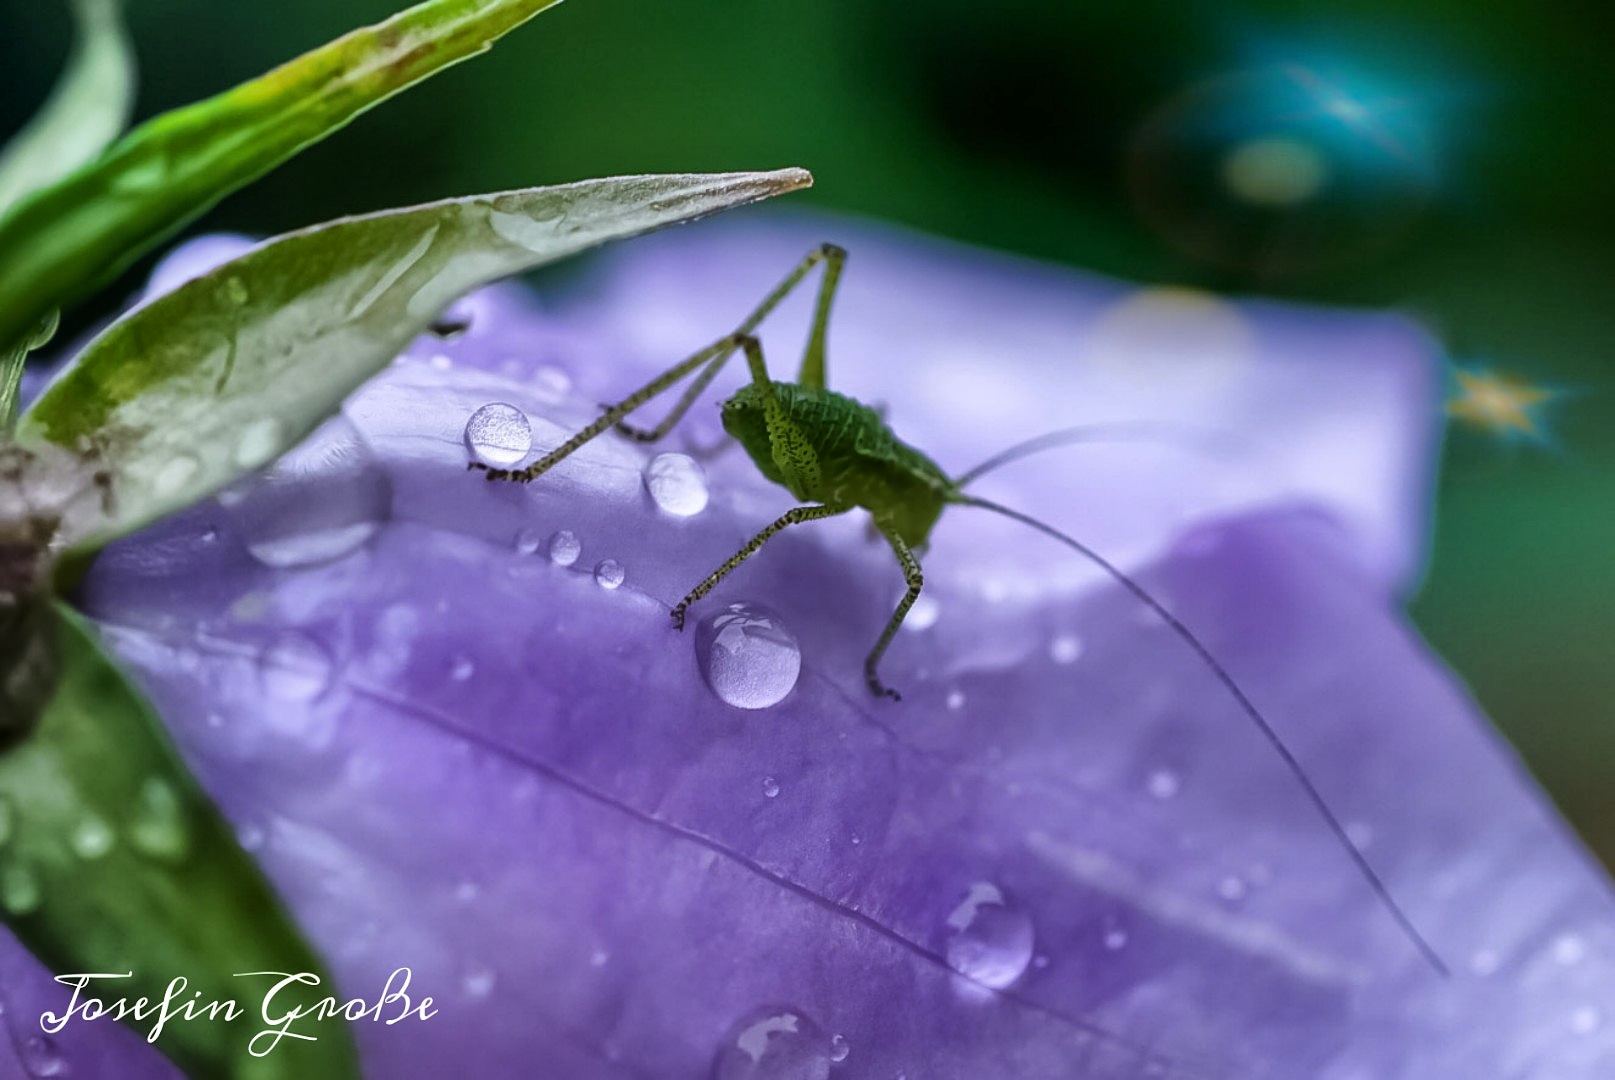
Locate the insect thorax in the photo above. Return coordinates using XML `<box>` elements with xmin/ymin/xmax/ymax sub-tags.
<box><xmin>720</xmin><ymin>383</ymin><xmax>952</xmax><ymax>546</ymax></box>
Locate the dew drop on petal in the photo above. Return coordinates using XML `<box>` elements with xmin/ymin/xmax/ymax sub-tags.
<box><xmin>1146</xmin><ymin>769</ymin><xmax>1181</xmax><ymax>800</ymax></box>
<box><xmin>944</xmin><ymin>882</ymin><xmax>1035</xmax><ymax>990</ymax></box>
<box><xmin>514</xmin><ymin>528</ymin><xmax>544</xmax><ymax>555</ymax></box>
<box><xmin>713</xmin><ymin>1006</ymin><xmax>832</xmax><ymax>1080</ymax></box>
<box><xmin>464</xmin><ymin>402</ymin><xmax>532</xmax><ymax>466</ymax></box>
<box><xmin>70</xmin><ymin>816</ymin><xmax>114</xmax><ymax>860</ymax></box>
<box><xmin>128</xmin><ymin>777</ymin><xmax>189</xmax><ymax>862</ymax></box>
<box><xmin>1049</xmin><ymin>634</ymin><xmax>1083</xmax><ymax>664</ymax></box>
<box><xmin>1103</xmin><ymin>929</ymin><xmax>1129</xmax><ymax>951</ymax></box>
<box><xmin>903</xmin><ymin>592</ymin><xmax>940</xmax><ymax>632</ymax></box>
<box><xmin>532</xmin><ymin>366</ymin><xmax>572</xmax><ymax>400</ymax></box>
<box><xmin>450</xmin><ymin>656</ymin><xmax>475</xmax><ymax>682</ymax></box>
<box><xmin>594</xmin><ymin>559</ymin><xmax>625</xmax><ymax>590</ymax></box>
<box><xmin>20</xmin><ymin>1033</ymin><xmax>69</xmax><ymax>1077</ymax></box>
<box><xmin>762</xmin><ymin>776</ymin><xmax>781</xmax><ymax>799</ymax></box>
<box><xmin>945</xmin><ymin>689</ymin><xmax>966</xmax><ymax>711</ymax></box>
<box><xmin>828</xmin><ymin>1034</ymin><xmax>850</xmax><ymax>1064</ymax></box>
<box><xmin>548</xmin><ymin>530</ymin><xmax>581</xmax><ymax>567</ymax></box>
<box><xmin>258</xmin><ymin>633</ymin><xmax>335</xmax><ymax>703</ymax></box>
<box><xmin>234</xmin><ymin>418</ymin><xmax>390</xmax><ymax>568</ymax></box>
<box><xmin>644</xmin><ymin>453</ymin><xmax>709</xmax><ymax>517</ymax></box>
<box><xmin>696</xmin><ymin>603</ymin><xmax>802</xmax><ymax>710</ymax></box>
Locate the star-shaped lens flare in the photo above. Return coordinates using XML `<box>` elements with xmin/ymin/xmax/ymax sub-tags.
<box><xmin>1446</xmin><ymin>367</ymin><xmax>1561</xmax><ymax>444</ymax></box>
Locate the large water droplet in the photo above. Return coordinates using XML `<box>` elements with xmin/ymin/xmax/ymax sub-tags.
<box><xmin>696</xmin><ymin>603</ymin><xmax>802</xmax><ymax>710</ymax></box>
<box><xmin>233</xmin><ymin>418</ymin><xmax>390</xmax><ymax>568</ymax></box>
<box><xmin>0</xmin><ymin>863</ymin><xmax>41</xmax><ymax>915</ymax></box>
<box><xmin>944</xmin><ymin>882</ymin><xmax>1035</xmax><ymax>990</ymax></box>
<box><xmin>20</xmin><ymin>1032</ymin><xmax>70</xmax><ymax>1077</ymax></box>
<box><xmin>644</xmin><ymin>453</ymin><xmax>709</xmax><ymax>517</ymax></box>
<box><xmin>258</xmin><ymin>633</ymin><xmax>335</xmax><ymax>703</ymax></box>
<box><xmin>128</xmin><ymin>777</ymin><xmax>189</xmax><ymax>862</ymax></box>
<box><xmin>548</xmin><ymin>530</ymin><xmax>581</xmax><ymax>567</ymax></box>
<box><xmin>464</xmin><ymin>402</ymin><xmax>532</xmax><ymax>466</ymax></box>
<box><xmin>70</xmin><ymin>816</ymin><xmax>114</xmax><ymax>860</ymax></box>
<box><xmin>594</xmin><ymin>559</ymin><xmax>625</xmax><ymax>590</ymax></box>
<box><xmin>713</xmin><ymin>1006</ymin><xmax>832</xmax><ymax>1080</ymax></box>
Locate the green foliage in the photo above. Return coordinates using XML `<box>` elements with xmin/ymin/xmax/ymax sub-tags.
<box><xmin>0</xmin><ymin>0</ymin><xmax>566</xmax><ymax>351</ymax></box>
<box><xmin>0</xmin><ymin>603</ymin><xmax>361</xmax><ymax>1080</ymax></box>
<box><xmin>17</xmin><ymin>168</ymin><xmax>810</xmax><ymax>549</ymax></box>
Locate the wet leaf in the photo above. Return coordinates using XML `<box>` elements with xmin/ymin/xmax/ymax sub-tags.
<box><xmin>16</xmin><ymin>168</ymin><xmax>811</xmax><ymax>546</ymax></box>
<box><xmin>0</xmin><ymin>0</ymin><xmax>568</xmax><ymax>349</ymax></box>
<box><xmin>0</xmin><ymin>602</ymin><xmax>359</xmax><ymax>1080</ymax></box>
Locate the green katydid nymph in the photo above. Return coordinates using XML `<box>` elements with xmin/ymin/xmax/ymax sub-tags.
<box><xmin>468</xmin><ymin>244</ymin><xmax>1447</xmax><ymax>975</ymax></box>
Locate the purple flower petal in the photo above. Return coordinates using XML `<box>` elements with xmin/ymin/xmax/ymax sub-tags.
<box><xmin>8</xmin><ymin>219</ymin><xmax>1611</xmax><ymax>1079</ymax></box>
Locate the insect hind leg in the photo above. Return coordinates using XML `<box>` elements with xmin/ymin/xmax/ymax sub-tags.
<box><xmin>866</xmin><ymin>528</ymin><xmax>924</xmax><ymax>701</ymax></box>
<box><xmin>670</xmin><ymin>504</ymin><xmax>845</xmax><ymax>629</ymax></box>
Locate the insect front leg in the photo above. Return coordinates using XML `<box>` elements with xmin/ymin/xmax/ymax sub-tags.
<box><xmin>865</xmin><ymin>527</ymin><xmax>924</xmax><ymax>701</ymax></box>
<box><xmin>669</xmin><ymin>504</ymin><xmax>845</xmax><ymax>630</ymax></box>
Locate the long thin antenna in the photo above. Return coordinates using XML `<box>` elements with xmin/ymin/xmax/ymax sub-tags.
<box><xmin>954</xmin><ymin>421</ymin><xmax>1257</xmax><ymax>489</ymax></box>
<box><xmin>953</xmin><ymin>493</ymin><xmax>1449</xmax><ymax>976</ymax></box>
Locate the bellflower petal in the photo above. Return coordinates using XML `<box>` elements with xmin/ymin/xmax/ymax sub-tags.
<box><xmin>4</xmin><ymin>221</ymin><xmax>1609</xmax><ymax>1079</ymax></box>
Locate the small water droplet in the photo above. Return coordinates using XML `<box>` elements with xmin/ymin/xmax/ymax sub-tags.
<box><xmin>532</xmin><ymin>366</ymin><xmax>572</xmax><ymax>399</ymax></box>
<box><xmin>644</xmin><ymin>453</ymin><xmax>709</xmax><ymax>517</ymax></box>
<box><xmin>1103</xmin><ymin>929</ymin><xmax>1129</xmax><ymax>951</ymax></box>
<box><xmin>548</xmin><ymin>530</ymin><xmax>581</xmax><ymax>567</ymax></box>
<box><xmin>1146</xmin><ymin>769</ymin><xmax>1180</xmax><ymax>800</ymax></box>
<box><xmin>514</xmin><ymin>528</ymin><xmax>544</xmax><ymax>555</ymax></box>
<box><xmin>152</xmin><ymin>454</ymin><xmax>200</xmax><ymax>497</ymax></box>
<box><xmin>232</xmin><ymin>417</ymin><xmax>284</xmax><ymax>471</ymax></box>
<box><xmin>713</xmin><ymin>1006</ymin><xmax>832</xmax><ymax>1080</ymax></box>
<box><xmin>944</xmin><ymin>882</ymin><xmax>1035</xmax><ymax>990</ymax></box>
<box><xmin>222</xmin><ymin>276</ymin><xmax>249</xmax><ymax>306</ymax></box>
<box><xmin>945</xmin><ymin>689</ymin><xmax>966</xmax><ymax>710</ymax></box>
<box><xmin>428</xmin><ymin>353</ymin><xmax>453</xmax><ymax>371</ymax></box>
<box><xmin>1049</xmin><ymin>634</ymin><xmax>1083</xmax><ymax>664</ymax></box>
<box><xmin>762</xmin><ymin>777</ymin><xmax>781</xmax><ymax>799</ymax></box>
<box><xmin>450</xmin><ymin>656</ymin><xmax>475</xmax><ymax>681</ymax></box>
<box><xmin>70</xmin><ymin>816</ymin><xmax>114</xmax><ymax>860</ymax></box>
<box><xmin>463</xmin><ymin>968</ymin><xmax>496</xmax><ymax>999</ymax></box>
<box><xmin>696</xmin><ymin>603</ymin><xmax>802</xmax><ymax>710</ymax></box>
<box><xmin>234</xmin><ymin>418</ymin><xmax>390</xmax><ymax>568</ymax></box>
<box><xmin>0</xmin><ymin>863</ymin><xmax>41</xmax><ymax>915</ymax></box>
<box><xmin>464</xmin><ymin>402</ymin><xmax>532</xmax><ymax>466</ymax></box>
<box><xmin>1554</xmin><ymin>935</ymin><xmax>1587</xmax><ymax>966</ymax></box>
<box><xmin>1217</xmin><ymin>875</ymin><xmax>1247</xmax><ymax>902</ymax></box>
<box><xmin>590</xmin><ymin>949</ymin><xmax>610</xmax><ymax>967</ymax></box>
<box><xmin>828</xmin><ymin>1034</ymin><xmax>850</xmax><ymax>1064</ymax></box>
<box><xmin>258</xmin><ymin>633</ymin><xmax>335</xmax><ymax>702</ymax></box>
<box><xmin>128</xmin><ymin>777</ymin><xmax>189</xmax><ymax>862</ymax></box>
<box><xmin>20</xmin><ymin>1032</ymin><xmax>70</xmax><ymax>1077</ymax></box>
<box><xmin>903</xmin><ymin>592</ymin><xmax>941</xmax><ymax>632</ymax></box>
<box><xmin>594</xmin><ymin>559</ymin><xmax>625</xmax><ymax>589</ymax></box>
<box><xmin>237</xmin><ymin>823</ymin><xmax>266</xmax><ymax>852</ymax></box>
<box><xmin>1572</xmin><ymin>1006</ymin><xmax>1601</xmax><ymax>1035</ymax></box>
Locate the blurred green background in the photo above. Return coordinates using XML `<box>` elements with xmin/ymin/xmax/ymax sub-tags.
<box><xmin>2</xmin><ymin>0</ymin><xmax>1611</xmax><ymax>865</ymax></box>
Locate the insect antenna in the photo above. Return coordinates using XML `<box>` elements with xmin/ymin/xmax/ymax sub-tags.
<box><xmin>954</xmin><ymin>421</ymin><xmax>1256</xmax><ymax>488</ymax></box>
<box><xmin>950</xmin><ymin>491</ymin><xmax>1449</xmax><ymax>977</ymax></box>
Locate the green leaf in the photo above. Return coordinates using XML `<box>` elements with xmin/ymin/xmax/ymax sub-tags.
<box><xmin>0</xmin><ymin>602</ymin><xmax>360</xmax><ymax>1080</ymax></box>
<box><xmin>0</xmin><ymin>0</ymin><xmax>568</xmax><ymax>351</ymax></box>
<box><xmin>18</xmin><ymin>168</ymin><xmax>812</xmax><ymax>547</ymax></box>
<box><xmin>1</xmin><ymin>310</ymin><xmax>62</xmax><ymax>432</ymax></box>
<box><xmin>0</xmin><ymin>0</ymin><xmax>136</xmax><ymax>217</ymax></box>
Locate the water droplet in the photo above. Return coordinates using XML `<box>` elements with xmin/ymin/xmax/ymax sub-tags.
<box><xmin>944</xmin><ymin>882</ymin><xmax>1035</xmax><ymax>990</ymax></box>
<box><xmin>70</xmin><ymin>816</ymin><xmax>114</xmax><ymax>860</ymax></box>
<box><xmin>762</xmin><ymin>777</ymin><xmax>781</xmax><ymax>799</ymax></box>
<box><xmin>903</xmin><ymin>593</ymin><xmax>941</xmax><ymax>632</ymax></box>
<box><xmin>237</xmin><ymin>823</ymin><xmax>266</xmax><ymax>852</ymax></box>
<box><xmin>514</xmin><ymin>528</ymin><xmax>544</xmax><ymax>555</ymax></box>
<box><xmin>222</xmin><ymin>276</ymin><xmax>249</xmax><ymax>306</ymax></box>
<box><xmin>428</xmin><ymin>353</ymin><xmax>453</xmax><ymax>371</ymax></box>
<box><xmin>589</xmin><ymin>949</ymin><xmax>610</xmax><ymax>967</ymax></box>
<box><xmin>945</xmin><ymin>689</ymin><xmax>966</xmax><ymax>711</ymax></box>
<box><xmin>450</xmin><ymin>656</ymin><xmax>475</xmax><ymax>681</ymax></box>
<box><xmin>1146</xmin><ymin>769</ymin><xmax>1180</xmax><ymax>800</ymax></box>
<box><xmin>548</xmin><ymin>530</ymin><xmax>581</xmax><ymax>567</ymax></box>
<box><xmin>713</xmin><ymin>1006</ymin><xmax>832</xmax><ymax>1080</ymax></box>
<box><xmin>1103</xmin><ymin>929</ymin><xmax>1129</xmax><ymax>951</ymax></box>
<box><xmin>1217</xmin><ymin>875</ymin><xmax>1247</xmax><ymax>902</ymax></box>
<box><xmin>232</xmin><ymin>417</ymin><xmax>284</xmax><ymax>471</ymax></box>
<box><xmin>20</xmin><ymin>1032</ymin><xmax>69</xmax><ymax>1077</ymax></box>
<box><xmin>1554</xmin><ymin>935</ymin><xmax>1587</xmax><ymax>966</ymax></box>
<box><xmin>128</xmin><ymin>777</ymin><xmax>188</xmax><ymax>862</ymax></box>
<box><xmin>464</xmin><ymin>402</ymin><xmax>532</xmax><ymax>466</ymax></box>
<box><xmin>0</xmin><ymin>863</ymin><xmax>41</xmax><ymax>915</ymax></box>
<box><xmin>463</xmin><ymin>968</ymin><xmax>496</xmax><ymax>999</ymax></box>
<box><xmin>233</xmin><ymin>418</ymin><xmax>390</xmax><ymax>568</ymax></box>
<box><xmin>644</xmin><ymin>453</ymin><xmax>709</xmax><ymax>517</ymax></box>
<box><xmin>1572</xmin><ymin>1006</ymin><xmax>1601</xmax><ymax>1035</ymax></box>
<box><xmin>532</xmin><ymin>366</ymin><xmax>572</xmax><ymax>400</ymax></box>
<box><xmin>1049</xmin><ymin>634</ymin><xmax>1083</xmax><ymax>664</ymax></box>
<box><xmin>258</xmin><ymin>633</ymin><xmax>335</xmax><ymax>702</ymax></box>
<box><xmin>696</xmin><ymin>603</ymin><xmax>802</xmax><ymax>710</ymax></box>
<box><xmin>152</xmin><ymin>454</ymin><xmax>200</xmax><ymax>497</ymax></box>
<box><xmin>594</xmin><ymin>559</ymin><xmax>625</xmax><ymax>590</ymax></box>
<box><xmin>828</xmin><ymin>1034</ymin><xmax>850</xmax><ymax>1064</ymax></box>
